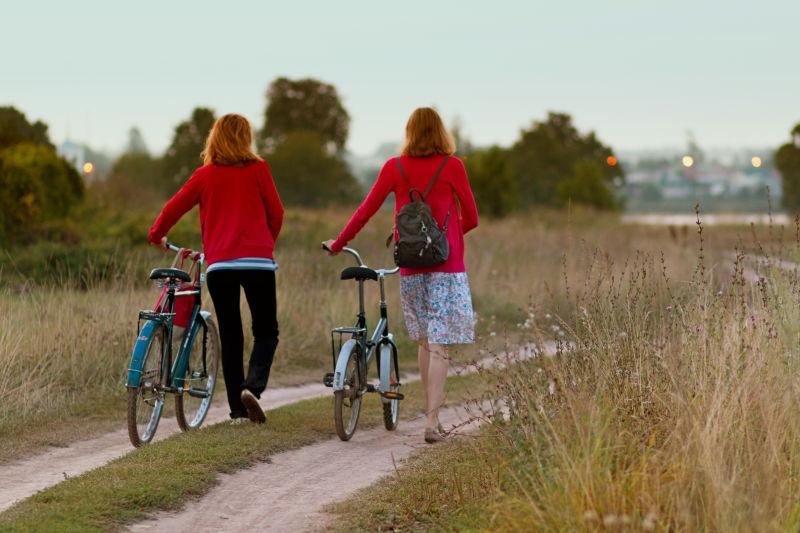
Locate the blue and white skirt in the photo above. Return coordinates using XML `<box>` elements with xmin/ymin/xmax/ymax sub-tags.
<box><xmin>399</xmin><ymin>272</ymin><xmax>475</xmax><ymax>345</ymax></box>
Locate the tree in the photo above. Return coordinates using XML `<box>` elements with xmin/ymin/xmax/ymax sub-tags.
<box><xmin>268</xmin><ymin>131</ymin><xmax>360</xmax><ymax>207</ymax></box>
<box><xmin>100</xmin><ymin>152</ymin><xmax>164</xmax><ymax>208</ymax></box>
<box><xmin>507</xmin><ymin>112</ymin><xmax>624</xmax><ymax>210</ymax></box>
<box><xmin>557</xmin><ymin>160</ymin><xmax>620</xmax><ymax>210</ymax></box>
<box><xmin>464</xmin><ymin>146</ymin><xmax>518</xmax><ymax>217</ymax></box>
<box><xmin>161</xmin><ymin>107</ymin><xmax>216</xmax><ymax>194</ymax></box>
<box><xmin>126</xmin><ymin>126</ymin><xmax>148</xmax><ymax>154</ymax></box>
<box><xmin>0</xmin><ymin>106</ymin><xmax>52</xmax><ymax>151</ymax></box>
<box><xmin>776</xmin><ymin>123</ymin><xmax>800</xmax><ymax>211</ymax></box>
<box><xmin>0</xmin><ymin>144</ymin><xmax>84</xmax><ymax>245</ymax></box>
<box><xmin>258</xmin><ymin>77</ymin><xmax>350</xmax><ymax>153</ymax></box>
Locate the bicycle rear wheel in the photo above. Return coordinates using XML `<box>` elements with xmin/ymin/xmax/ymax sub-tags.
<box><xmin>334</xmin><ymin>343</ymin><xmax>363</xmax><ymax>441</ymax></box>
<box><xmin>176</xmin><ymin>315</ymin><xmax>220</xmax><ymax>431</ymax></box>
<box><xmin>127</xmin><ymin>327</ymin><xmax>166</xmax><ymax>447</ymax></box>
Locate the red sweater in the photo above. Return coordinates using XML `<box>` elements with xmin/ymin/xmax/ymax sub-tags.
<box><xmin>148</xmin><ymin>161</ymin><xmax>284</xmax><ymax>265</ymax></box>
<box><xmin>332</xmin><ymin>155</ymin><xmax>478</xmax><ymax>275</ymax></box>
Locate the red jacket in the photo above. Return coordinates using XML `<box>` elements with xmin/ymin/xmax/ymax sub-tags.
<box><xmin>149</xmin><ymin>161</ymin><xmax>284</xmax><ymax>265</ymax></box>
<box><xmin>332</xmin><ymin>155</ymin><xmax>478</xmax><ymax>275</ymax></box>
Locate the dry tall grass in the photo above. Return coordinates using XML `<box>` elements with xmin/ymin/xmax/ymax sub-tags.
<box><xmin>480</xmin><ymin>220</ymin><xmax>800</xmax><ymax>531</ymax></box>
<box><xmin>0</xmin><ymin>208</ymin><xmax>753</xmax><ymax>462</ymax></box>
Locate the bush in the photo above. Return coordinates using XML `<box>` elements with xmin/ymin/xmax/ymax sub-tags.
<box><xmin>0</xmin><ymin>143</ymin><xmax>84</xmax><ymax>246</ymax></box>
<box><xmin>464</xmin><ymin>146</ymin><xmax>518</xmax><ymax>217</ymax></box>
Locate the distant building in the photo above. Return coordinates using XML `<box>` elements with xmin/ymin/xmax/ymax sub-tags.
<box><xmin>57</xmin><ymin>140</ymin><xmax>86</xmax><ymax>176</ymax></box>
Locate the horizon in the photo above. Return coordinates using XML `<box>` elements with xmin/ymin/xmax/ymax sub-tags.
<box><xmin>2</xmin><ymin>0</ymin><xmax>798</xmax><ymax>157</ymax></box>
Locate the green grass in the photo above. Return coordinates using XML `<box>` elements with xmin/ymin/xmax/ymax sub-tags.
<box><xmin>0</xmin><ymin>373</ymin><xmax>487</xmax><ymax>532</ymax></box>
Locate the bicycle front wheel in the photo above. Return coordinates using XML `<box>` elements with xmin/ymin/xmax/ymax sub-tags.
<box><xmin>127</xmin><ymin>326</ymin><xmax>166</xmax><ymax>447</ymax></box>
<box><xmin>382</xmin><ymin>346</ymin><xmax>400</xmax><ymax>431</ymax></box>
<box><xmin>334</xmin><ymin>343</ymin><xmax>363</xmax><ymax>441</ymax></box>
<box><xmin>176</xmin><ymin>315</ymin><xmax>220</xmax><ymax>431</ymax></box>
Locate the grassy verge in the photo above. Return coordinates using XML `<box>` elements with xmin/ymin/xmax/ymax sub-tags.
<box><xmin>328</xmin><ymin>430</ymin><xmax>501</xmax><ymax>532</ymax></box>
<box><xmin>331</xmin><ymin>227</ymin><xmax>800</xmax><ymax>531</ymax></box>
<box><xmin>0</xmin><ymin>372</ymin><xmax>487</xmax><ymax>532</ymax></box>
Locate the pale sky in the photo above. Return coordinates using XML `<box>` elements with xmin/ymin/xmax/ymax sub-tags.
<box><xmin>1</xmin><ymin>0</ymin><xmax>797</xmax><ymax>156</ymax></box>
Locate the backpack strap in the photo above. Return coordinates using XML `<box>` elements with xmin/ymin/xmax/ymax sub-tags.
<box><xmin>396</xmin><ymin>155</ymin><xmax>451</xmax><ymax>202</ymax></box>
<box><xmin>423</xmin><ymin>156</ymin><xmax>451</xmax><ymax>199</ymax></box>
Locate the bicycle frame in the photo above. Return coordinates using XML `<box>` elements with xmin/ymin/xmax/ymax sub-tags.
<box><xmin>126</xmin><ymin>245</ymin><xmax>211</xmax><ymax>394</ymax></box>
<box><xmin>331</xmin><ymin>248</ymin><xmax>400</xmax><ymax>394</ymax></box>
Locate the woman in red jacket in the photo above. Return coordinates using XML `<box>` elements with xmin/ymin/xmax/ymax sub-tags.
<box><xmin>324</xmin><ymin>107</ymin><xmax>479</xmax><ymax>443</ymax></box>
<box><xmin>149</xmin><ymin>114</ymin><xmax>284</xmax><ymax>424</ymax></box>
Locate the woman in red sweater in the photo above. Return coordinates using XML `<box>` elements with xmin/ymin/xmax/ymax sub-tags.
<box><xmin>324</xmin><ymin>107</ymin><xmax>478</xmax><ymax>443</ymax></box>
<box><xmin>149</xmin><ymin>114</ymin><xmax>284</xmax><ymax>424</ymax></box>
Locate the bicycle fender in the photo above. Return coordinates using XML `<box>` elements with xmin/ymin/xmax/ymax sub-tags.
<box><xmin>171</xmin><ymin>306</ymin><xmax>202</xmax><ymax>389</ymax></box>
<box><xmin>378</xmin><ymin>334</ymin><xmax>396</xmax><ymax>394</ymax></box>
<box><xmin>126</xmin><ymin>320</ymin><xmax>159</xmax><ymax>388</ymax></box>
<box><xmin>332</xmin><ymin>339</ymin><xmax>359</xmax><ymax>391</ymax></box>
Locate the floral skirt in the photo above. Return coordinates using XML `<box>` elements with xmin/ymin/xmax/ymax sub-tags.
<box><xmin>399</xmin><ymin>272</ymin><xmax>475</xmax><ymax>345</ymax></box>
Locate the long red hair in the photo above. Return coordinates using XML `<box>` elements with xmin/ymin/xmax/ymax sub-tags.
<box><xmin>202</xmin><ymin>114</ymin><xmax>262</xmax><ymax>166</ymax></box>
<box><xmin>401</xmin><ymin>107</ymin><xmax>456</xmax><ymax>158</ymax></box>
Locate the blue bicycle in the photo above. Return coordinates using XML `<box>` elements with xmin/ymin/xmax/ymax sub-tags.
<box><xmin>125</xmin><ymin>243</ymin><xmax>220</xmax><ymax>447</ymax></box>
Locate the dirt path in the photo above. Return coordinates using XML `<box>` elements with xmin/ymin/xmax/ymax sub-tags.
<box><xmin>128</xmin><ymin>402</ymin><xmax>484</xmax><ymax>532</ymax></box>
<box><xmin>0</xmin><ymin>343</ymin><xmax>544</xmax><ymax>515</ymax></box>
<box><xmin>0</xmin><ymin>382</ymin><xmax>329</xmax><ymax>513</ymax></box>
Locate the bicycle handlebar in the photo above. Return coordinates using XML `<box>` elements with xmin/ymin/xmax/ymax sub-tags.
<box><xmin>165</xmin><ymin>242</ymin><xmax>205</xmax><ymax>264</ymax></box>
<box><xmin>321</xmin><ymin>244</ymin><xmax>399</xmax><ymax>276</ymax></box>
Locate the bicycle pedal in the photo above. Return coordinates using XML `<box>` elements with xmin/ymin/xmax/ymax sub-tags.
<box><xmin>380</xmin><ymin>390</ymin><xmax>405</xmax><ymax>401</ymax></box>
<box><xmin>365</xmin><ymin>384</ymin><xmax>377</xmax><ymax>393</ymax></box>
<box><xmin>323</xmin><ymin>373</ymin><xmax>334</xmax><ymax>387</ymax></box>
<box><xmin>186</xmin><ymin>387</ymin><xmax>210</xmax><ymax>399</ymax></box>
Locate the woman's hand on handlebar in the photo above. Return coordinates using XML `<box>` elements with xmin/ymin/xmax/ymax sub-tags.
<box><xmin>151</xmin><ymin>236</ymin><xmax>168</xmax><ymax>252</ymax></box>
<box><xmin>321</xmin><ymin>239</ymin><xmax>339</xmax><ymax>256</ymax></box>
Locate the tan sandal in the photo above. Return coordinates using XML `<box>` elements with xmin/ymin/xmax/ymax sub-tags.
<box><xmin>425</xmin><ymin>427</ymin><xmax>446</xmax><ymax>444</ymax></box>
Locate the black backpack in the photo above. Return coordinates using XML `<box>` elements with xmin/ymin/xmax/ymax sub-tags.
<box><xmin>392</xmin><ymin>156</ymin><xmax>451</xmax><ymax>268</ymax></box>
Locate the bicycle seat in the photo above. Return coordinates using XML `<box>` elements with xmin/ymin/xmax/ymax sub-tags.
<box><xmin>340</xmin><ymin>266</ymin><xmax>378</xmax><ymax>282</ymax></box>
<box><xmin>149</xmin><ymin>267</ymin><xmax>191</xmax><ymax>283</ymax></box>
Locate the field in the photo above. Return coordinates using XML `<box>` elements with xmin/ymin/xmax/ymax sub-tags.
<box><xmin>2</xmin><ymin>206</ymin><xmax>796</xmax><ymax>530</ymax></box>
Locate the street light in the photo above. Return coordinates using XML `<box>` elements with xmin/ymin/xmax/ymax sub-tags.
<box><xmin>83</xmin><ymin>162</ymin><xmax>94</xmax><ymax>176</ymax></box>
<box><xmin>606</xmin><ymin>155</ymin><xmax>618</xmax><ymax>167</ymax></box>
<box><xmin>682</xmin><ymin>155</ymin><xmax>694</xmax><ymax>168</ymax></box>
<box><xmin>751</xmin><ymin>156</ymin><xmax>762</xmax><ymax>168</ymax></box>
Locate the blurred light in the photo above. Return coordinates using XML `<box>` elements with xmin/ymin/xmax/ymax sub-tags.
<box><xmin>682</xmin><ymin>155</ymin><xmax>694</xmax><ymax>168</ymax></box>
<box><xmin>606</xmin><ymin>155</ymin><xmax>618</xmax><ymax>167</ymax></box>
<box><xmin>83</xmin><ymin>162</ymin><xmax>94</xmax><ymax>174</ymax></box>
<box><xmin>751</xmin><ymin>156</ymin><xmax>762</xmax><ymax>168</ymax></box>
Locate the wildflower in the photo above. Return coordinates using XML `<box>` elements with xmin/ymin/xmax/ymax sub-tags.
<box><xmin>490</xmin><ymin>331</ymin><xmax>497</xmax><ymax>337</ymax></box>
<box><xmin>558</xmin><ymin>330</ymin><xmax>565</xmax><ymax>337</ymax></box>
<box><xmin>642</xmin><ymin>511</ymin><xmax>658</xmax><ymax>531</ymax></box>
<box><xmin>603</xmin><ymin>514</ymin><xmax>619</xmax><ymax>527</ymax></box>
<box><xmin>618</xmin><ymin>332</ymin><xmax>628</xmax><ymax>339</ymax></box>
<box><xmin>548</xmin><ymin>380</ymin><xmax>556</xmax><ymax>395</ymax></box>
<box><xmin>545</xmin><ymin>313</ymin><xmax>551</xmax><ymax>319</ymax></box>
<box><xmin>550</xmin><ymin>325</ymin><xmax>561</xmax><ymax>333</ymax></box>
<box><xmin>666</xmin><ymin>304</ymin><xmax>673</xmax><ymax>312</ymax></box>
<box><xmin>695</xmin><ymin>324</ymin><xmax>703</xmax><ymax>333</ymax></box>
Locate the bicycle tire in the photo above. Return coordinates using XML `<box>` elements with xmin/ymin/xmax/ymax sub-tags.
<box><xmin>175</xmin><ymin>315</ymin><xmax>220</xmax><ymax>432</ymax></box>
<box><xmin>334</xmin><ymin>343</ymin><xmax>363</xmax><ymax>441</ymax></box>
<box><xmin>127</xmin><ymin>326</ymin><xmax>166</xmax><ymax>447</ymax></box>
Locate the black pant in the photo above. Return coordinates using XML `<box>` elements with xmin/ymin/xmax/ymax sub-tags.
<box><xmin>206</xmin><ymin>269</ymin><xmax>279</xmax><ymax>418</ymax></box>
